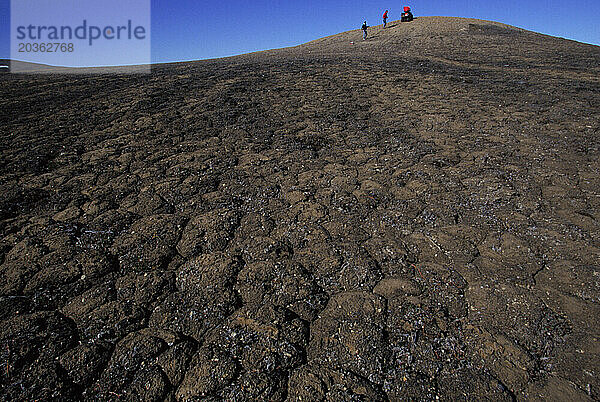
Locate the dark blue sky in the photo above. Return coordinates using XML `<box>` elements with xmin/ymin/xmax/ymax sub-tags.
<box><xmin>2</xmin><ymin>0</ymin><xmax>599</xmax><ymax>63</ymax></box>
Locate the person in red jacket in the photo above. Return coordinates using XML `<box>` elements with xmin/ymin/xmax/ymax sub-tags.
<box><xmin>383</xmin><ymin>10</ymin><xmax>389</xmax><ymax>28</ymax></box>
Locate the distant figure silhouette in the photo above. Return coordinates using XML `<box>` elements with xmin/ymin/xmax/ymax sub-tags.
<box><xmin>401</xmin><ymin>6</ymin><xmax>413</xmax><ymax>22</ymax></box>
<box><xmin>362</xmin><ymin>21</ymin><xmax>369</xmax><ymax>40</ymax></box>
<box><xmin>383</xmin><ymin>10</ymin><xmax>389</xmax><ymax>28</ymax></box>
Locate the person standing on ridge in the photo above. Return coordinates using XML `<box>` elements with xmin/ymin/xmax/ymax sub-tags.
<box><xmin>383</xmin><ymin>10</ymin><xmax>389</xmax><ymax>28</ymax></box>
<box><xmin>362</xmin><ymin>21</ymin><xmax>369</xmax><ymax>40</ymax></box>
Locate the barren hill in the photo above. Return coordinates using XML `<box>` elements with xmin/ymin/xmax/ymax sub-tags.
<box><xmin>1</xmin><ymin>16</ymin><xmax>599</xmax><ymax>400</ymax></box>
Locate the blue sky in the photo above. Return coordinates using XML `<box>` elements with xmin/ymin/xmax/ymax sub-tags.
<box><xmin>1</xmin><ymin>0</ymin><xmax>599</xmax><ymax>64</ymax></box>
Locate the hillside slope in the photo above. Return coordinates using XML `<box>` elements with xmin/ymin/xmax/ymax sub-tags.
<box><xmin>1</xmin><ymin>17</ymin><xmax>599</xmax><ymax>400</ymax></box>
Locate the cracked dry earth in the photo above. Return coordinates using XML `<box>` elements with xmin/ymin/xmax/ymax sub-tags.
<box><xmin>1</xmin><ymin>17</ymin><xmax>599</xmax><ymax>401</ymax></box>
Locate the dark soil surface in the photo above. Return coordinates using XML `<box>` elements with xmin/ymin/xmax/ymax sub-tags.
<box><xmin>1</xmin><ymin>17</ymin><xmax>599</xmax><ymax>400</ymax></box>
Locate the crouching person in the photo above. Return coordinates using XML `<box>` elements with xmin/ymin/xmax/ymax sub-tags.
<box><xmin>401</xmin><ymin>6</ymin><xmax>414</xmax><ymax>22</ymax></box>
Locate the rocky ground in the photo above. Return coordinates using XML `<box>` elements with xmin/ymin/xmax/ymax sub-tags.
<box><xmin>1</xmin><ymin>17</ymin><xmax>599</xmax><ymax>400</ymax></box>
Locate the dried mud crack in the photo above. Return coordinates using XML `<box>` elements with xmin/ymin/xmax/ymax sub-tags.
<box><xmin>1</xmin><ymin>17</ymin><xmax>599</xmax><ymax>400</ymax></box>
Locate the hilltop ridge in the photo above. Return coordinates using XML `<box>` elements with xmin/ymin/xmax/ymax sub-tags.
<box><xmin>224</xmin><ymin>16</ymin><xmax>600</xmax><ymax>72</ymax></box>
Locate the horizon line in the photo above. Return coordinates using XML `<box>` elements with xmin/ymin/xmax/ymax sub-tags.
<box><xmin>3</xmin><ymin>16</ymin><xmax>599</xmax><ymax>69</ymax></box>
